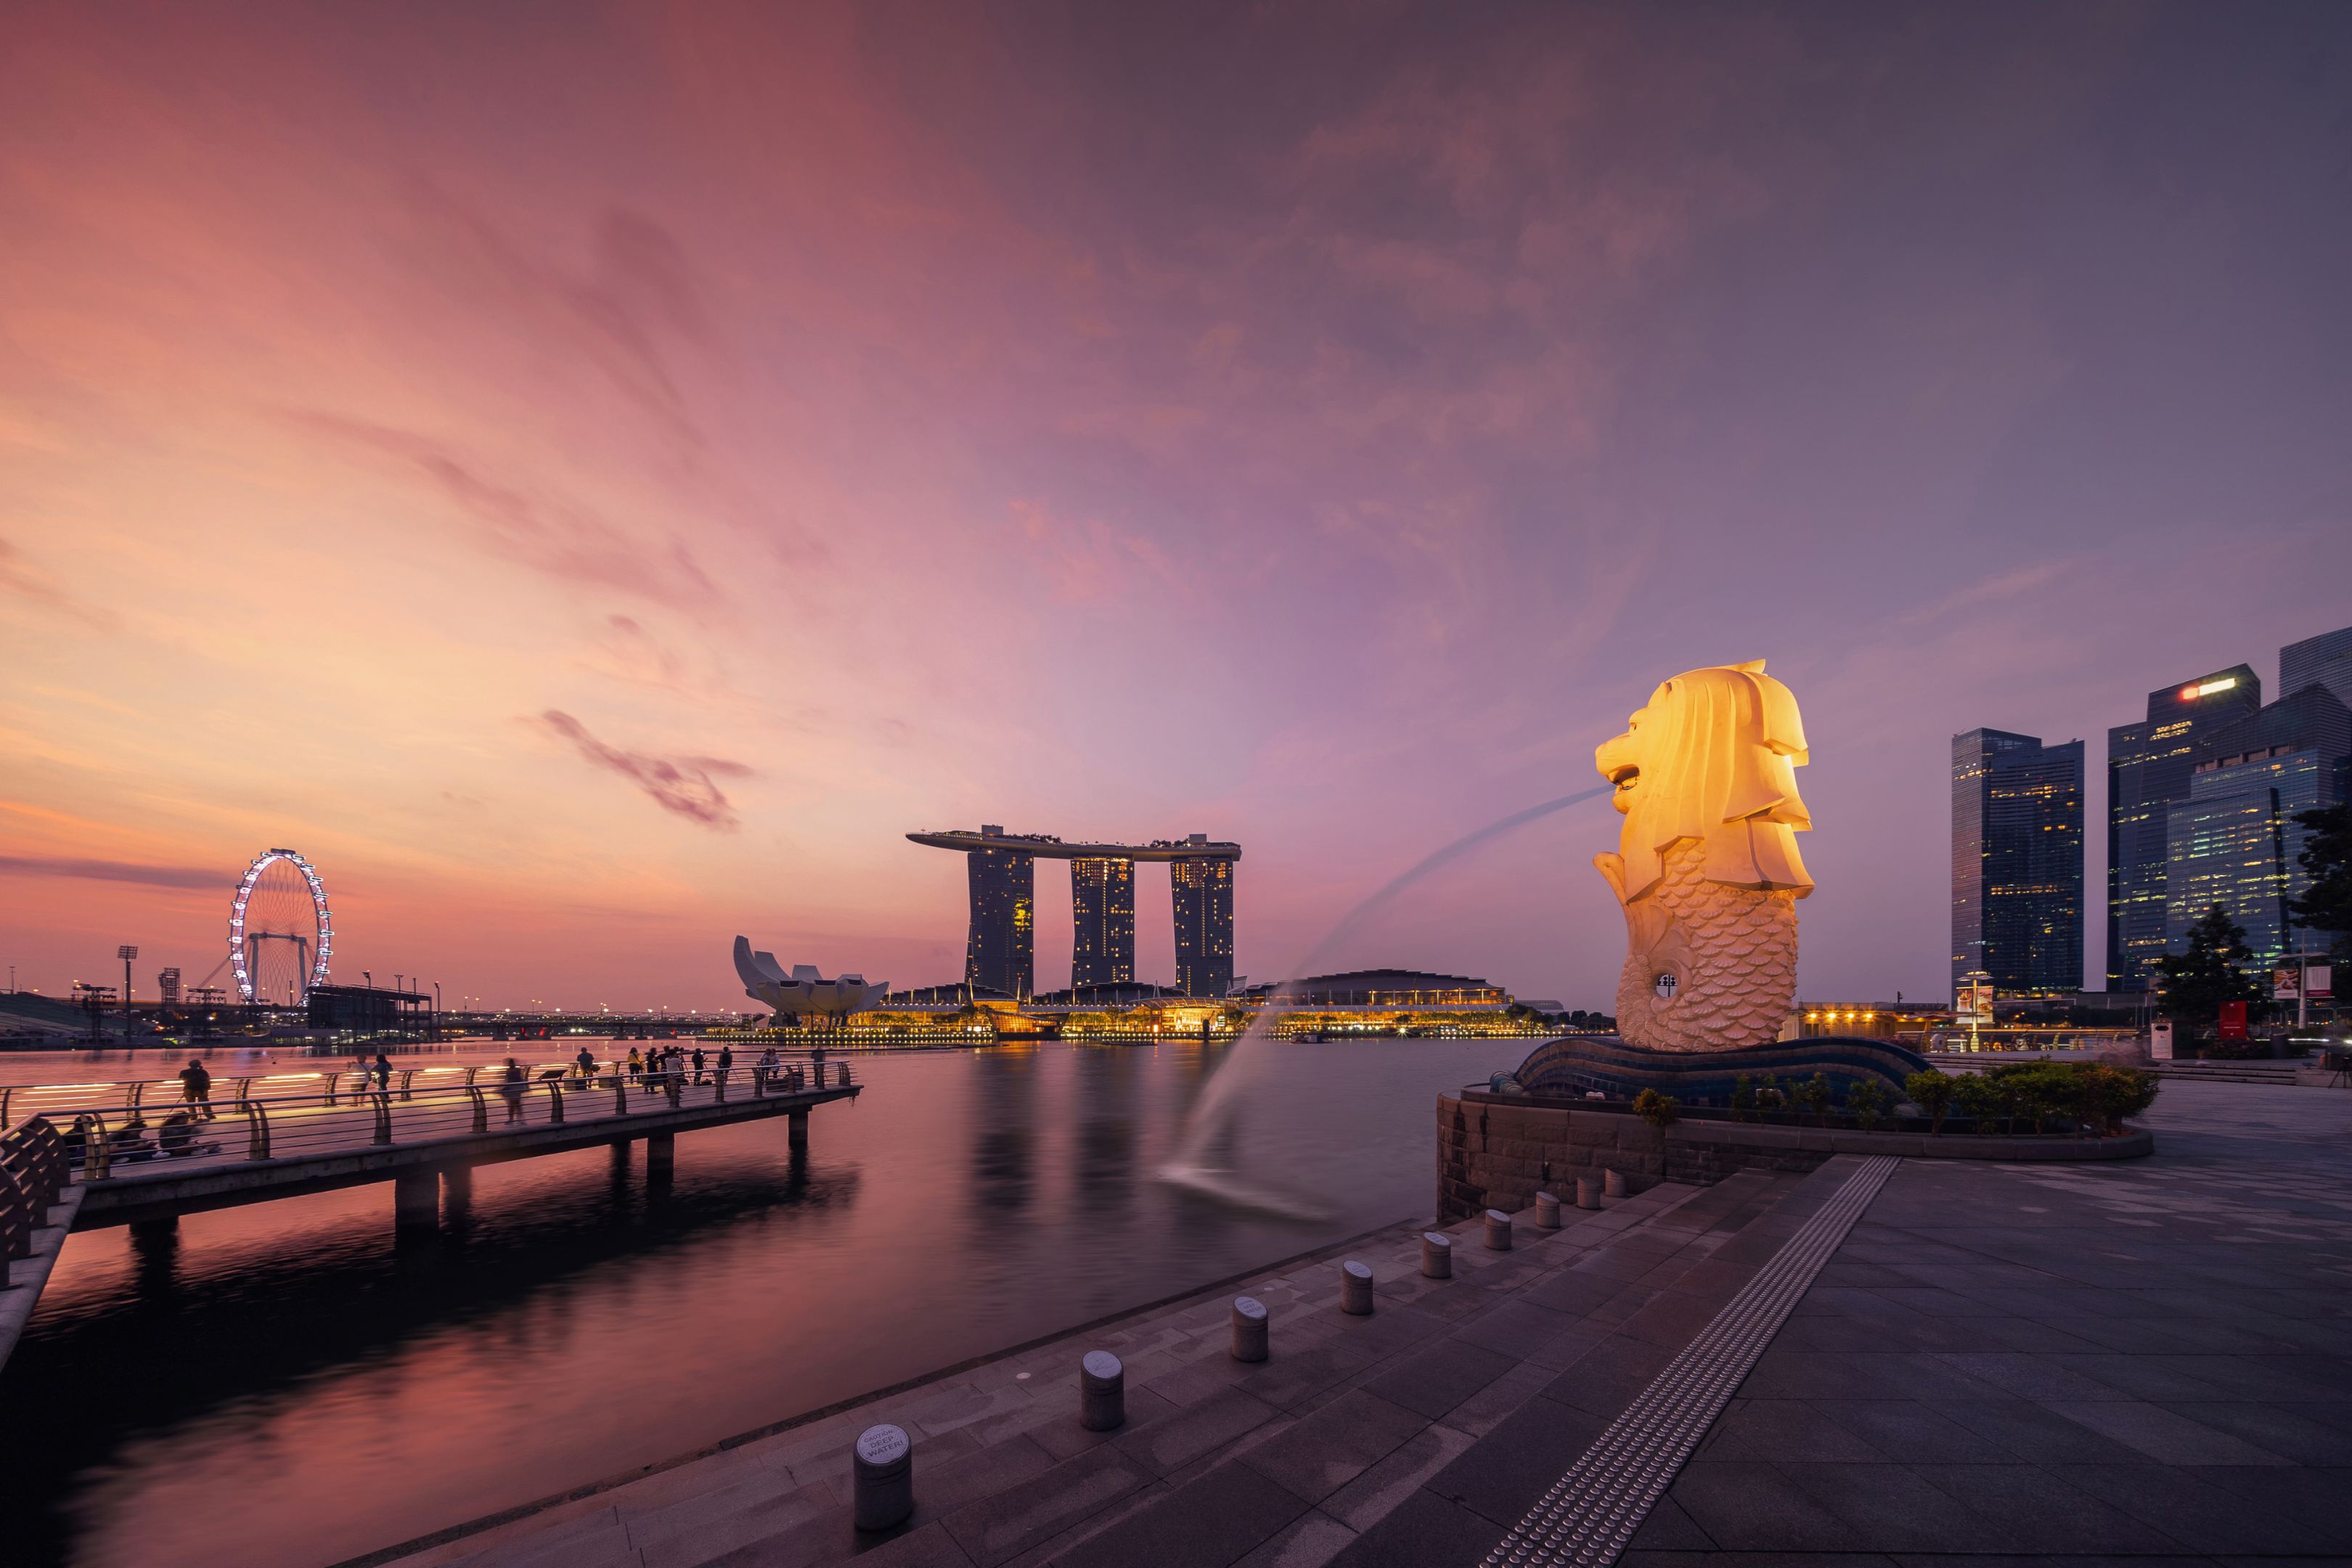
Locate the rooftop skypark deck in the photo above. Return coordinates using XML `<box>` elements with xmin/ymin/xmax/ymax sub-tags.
<box><xmin>905</xmin><ymin>830</ymin><xmax>1242</xmax><ymax>861</ymax></box>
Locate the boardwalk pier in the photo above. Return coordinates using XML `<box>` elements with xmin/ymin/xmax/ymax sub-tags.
<box><xmin>4</xmin><ymin>1055</ymin><xmax>859</xmax><ymax>1241</ymax></box>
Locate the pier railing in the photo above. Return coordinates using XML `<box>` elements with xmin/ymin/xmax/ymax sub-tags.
<box><xmin>2</xmin><ymin>1118</ymin><xmax>72</xmax><ymax>1262</ymax></box>
<box><xmin>6</xmin><ymin>1055</ymin><xmax>857</xmax><ymax>1183</ymax></box>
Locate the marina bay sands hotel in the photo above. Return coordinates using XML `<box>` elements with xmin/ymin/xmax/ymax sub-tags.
<box><xmin>907</xmin><ymin>827</ymin><xmax>1239</xmax><ymax>1001</ymax></box>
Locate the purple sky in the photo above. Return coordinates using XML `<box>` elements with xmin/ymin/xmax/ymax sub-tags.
<box><xmin>3</xmin><ymin>2</ymin><xmax>2348</xmax><ymax>1009</ymax></box>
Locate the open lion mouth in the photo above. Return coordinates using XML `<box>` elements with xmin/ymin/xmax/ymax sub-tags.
<box><xmin>1609</xmin><ymin>765</ymin><xmax>1640</xmax><ymax>790</ymax></box>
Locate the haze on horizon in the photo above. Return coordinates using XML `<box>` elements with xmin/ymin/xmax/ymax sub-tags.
<box><xmin>4</xmin><ymin>1</ymin><xmax>2348</xmax><ymax>1012</ymax></box>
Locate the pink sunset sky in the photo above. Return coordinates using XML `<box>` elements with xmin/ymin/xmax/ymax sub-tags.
<box><xmin>4</xmin><ymin>2</ymin><xmax>2348</xmax><ymax>1011</ymax></box>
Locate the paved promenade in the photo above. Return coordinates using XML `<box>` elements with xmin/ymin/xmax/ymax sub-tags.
<box><xmin>376</xmin><ymin>1081</ymin><xmax>2351</xmax><ymax>1568</ymax></box>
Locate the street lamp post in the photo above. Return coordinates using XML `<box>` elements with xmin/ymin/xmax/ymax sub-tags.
<box><xmin>118</xmin><ymin>944</ymin><xmax>138</xmax><ymax>1029</ymax></box>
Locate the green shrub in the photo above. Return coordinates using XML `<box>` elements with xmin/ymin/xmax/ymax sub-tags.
<box><xmin>2078</xmin><ymin>1062</ymin><xmax>2159</xmax><ymax>1132</ymax></box>
<box><xmin>1633</xmin><ymin>1087</ymin><xmax>1680</xmax><ymax>1127</ymax></box>
<box><xmin>1731</xmin><ymin>1074</ymin><xmax>1756</xmax><ymax>1122</ymax></box>
<box><xmin>1792</xmin><ymin>1071</ymin><xmax>1833</xmax><ymax>1124</ymax></box>
<box><xmin>1904</xmin><ymin>1069</ymin><xmax>1954</xmax><ymax>1134</ymax></box>
<box><xmin>1844</xmin><ymin>1078</ymin><xmax>1889</xmax><ymax>1130</ymax></box>
<box><xmin>1951</xmin><ymin>1071</ymin><xmax>2005</xmax><ymax>1132</ymax></box>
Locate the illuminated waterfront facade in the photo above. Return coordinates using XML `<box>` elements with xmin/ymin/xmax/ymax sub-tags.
<box><xmin>2107</xmin><ymin>665</ymin><xmax>2261</xmax><ymax>991</ymax></box>
<box><xmin>964</xmin><ymin>827</ymin><xmax>1036</xmax><ymax>1000</ymax></box>
<box><xmin>1069</xmin><ymin>857</ymin><xmax>1136</xmax><ymax>987</ymax></box>
<box><xmin>1952</xmin><ymin>729</ymin><xmax>2083</xmax><ymax>996</ymax></box>
<box><xmin>1170</xmin><ymin>854</ymin><xmax>1235</xmax><ymax>999</ymax></box>
<box><xmin>910</xmin><ymin>827</ymin><xmax>1241</xmax><ymax>998</ymax></box>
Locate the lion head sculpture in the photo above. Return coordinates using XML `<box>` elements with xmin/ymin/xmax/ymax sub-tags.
<box><xmin>1591</xmin><ymin>660</ymin><xmax>1813</xmax><ymax>1052</ymax></box>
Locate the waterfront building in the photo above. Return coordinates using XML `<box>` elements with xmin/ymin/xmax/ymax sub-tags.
<box><xmin>1952</xmin><ymin>730</ymin><xmax>2084</xmax><ymax>996</ymax></box>
<box><xmin>1171</xmin><ymin>850</ymin><xmax>1236</xmax><ymax>998</ymax></box>
<box><xmin>2163</xmin><ymin>682</ymin><xmax>2351</xmax><ymax>972</ymax></box>
<box><xmin>2107</xmin><ymin>665</ymin><xmax>2261</xmax><ymax>990</ymax></box>
<box><xmin>910</xmin><ymin>827</ymin><xmax>1240</xmax><ymax>998</ymax></box>
<box><xmin>2281</xmin><ymin>624</ymin><xmax>2352</xmax><ymax>710</ymax></box>
<box><xmin>1235</xmin><ymin>971</ymin><xmax>1511</xmax><ymax>1009</ymax></box>
<box><xmin>965</xmin><ymin>826</ymin><xmax>1035</xmax><ymax>1000</ymax></box>
<box><xmin>1069</xmin><ymin>857</ymin><xmax>1136</xmax><ymax>987</ymax></box>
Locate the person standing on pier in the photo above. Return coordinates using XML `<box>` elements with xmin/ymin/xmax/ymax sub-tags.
<box><xmin>372</xmin><ymin>1052</ymin><xmax>393</xmax><ymax>1090</ymax></box>
<box><xmin>626</xmin><ymin>1045</ymin><xmax>644</xmax><ymax>1085</ymax></box>
<box><xmin>691</xmin><ymin>1046</ymin><xmax>707</xmax><ymax>1085</ymax></box>
<box><xmin>500</xmin><ymin>1057</ymin><xmax>526</xmax><ymax>1123</ymax></box>
<box><xmin>575</xmin><ymin>1045</ymin><xmax>595</xmax><ymax>1083</ymax></box>
<box><xmin>179</xmin><ymin>1057</ymin><xmax>214</xmax><ymax>1120</ymax></box>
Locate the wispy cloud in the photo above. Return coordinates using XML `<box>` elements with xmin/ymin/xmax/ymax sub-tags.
<box><xmin>538</xmin><ymin>710</ymin><xmax>752</xmax><ymax>830</ymax></box>
<box><xmin>0</xmin><ymin>855</ymin><xmax>225</xmax><ymax>890</ymax></box>
<box><xmin>0</xmin><ymin>537</ymin><xmax>111</xmax><ymax>627</ymax></box>
<box><xmin>287</xmin><ymin>414</ymin><xmax>722</xmax><ymax>608</ymax></box>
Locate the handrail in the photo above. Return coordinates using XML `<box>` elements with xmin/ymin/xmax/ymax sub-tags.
<box><xmin>28</xmin><ymin>1053</ymin><xmax>851</xmax><ymax>1185</ymax></box>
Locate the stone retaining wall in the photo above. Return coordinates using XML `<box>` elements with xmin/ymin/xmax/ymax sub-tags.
<box><xmin>1436</xmin><ymin>1092</ymin><xmax>2155</xmax><ymax>1222</ymax></box>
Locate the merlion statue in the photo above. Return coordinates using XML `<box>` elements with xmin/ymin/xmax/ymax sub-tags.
<box><xmin>1593</xmin><ymin>660</ymin><xmax>1812</xmax><ymax>1051</ymax></box>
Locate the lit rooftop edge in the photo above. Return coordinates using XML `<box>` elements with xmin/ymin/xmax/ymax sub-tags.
<box><xmin>906</xmin><ymin>829</ymin><xmax>1241</xmax><ymax>862</ymax></box>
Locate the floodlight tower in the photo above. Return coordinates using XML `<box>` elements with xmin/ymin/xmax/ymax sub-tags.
<box><xmin>118</xmin><ymin>944</ymin><xmax>138</xmax><ymax>1020</ymax></box>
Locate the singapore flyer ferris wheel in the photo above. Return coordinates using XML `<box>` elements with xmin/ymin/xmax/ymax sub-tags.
<box><xmin>229</xmin><ymin>848</ymin><xmax>334</xmax><ymax>1005</ymax></box>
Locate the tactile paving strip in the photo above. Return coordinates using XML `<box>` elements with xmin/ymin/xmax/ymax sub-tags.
<box><xmin>1481</xmin><ymin>1154</ymin><xmax>1901</xmax><ymax>1568</ymax></box>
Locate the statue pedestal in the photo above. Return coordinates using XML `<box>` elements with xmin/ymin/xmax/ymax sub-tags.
<box><xmin>1508</xmin><ymin>1034</ymin><xmax>1927</xmax><ymax>1108</ymax></box>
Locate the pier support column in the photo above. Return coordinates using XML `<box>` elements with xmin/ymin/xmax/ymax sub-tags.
<box><xmin>394</xmin><ymin>1170</ymin><xmax>438</xmax><ymax>1234</ymax></box>
<box><xmin>787</xmin><ymin>1108</ymin><xmax>809</xmax><ymax>1154</ymax></box>
<box><xmin>441</xmin><ymin>1165</ymin><xmax>473</xmax><ymax>1220</ymax></box>
<box><xmin>645</xmin><ymin>1132</ymin><xmax>675</xmax><ymax>1176</ymax></box>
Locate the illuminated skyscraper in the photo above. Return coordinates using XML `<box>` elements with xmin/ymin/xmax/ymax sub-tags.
<box><xmin>907</xmin><ymin>827</ymin><xmax>1240</xmax><ymax>999</ymax></box>
<box><xmin>2281</xmin><ymin>624</ymin><xmax>2352</xmax><ymax>710</ymax></box>
<box><xmin>964</xmin><ymin>826</ymin><xmax>1034</xmax><ymax>1000</ymax></box>
<box><xmin>2165</xmin><ymin>682</ymin><xmax>2351</xmax><ymax>971</ymax></box>
<box><xmin>1952</xmin><ymin>729</ymin><xmax>2083</xmax><ymax>996</ymax></box>
<box><xmin>1069</xmin><ymin>857</ymin><xmax>1135</xmax><ymax>987</ymax></box>
<box><xmin>2107</xmin><ymin>665</ymin><xmax>2261</xmax><ymax>990</ymax></box>
<box><xmin>1170</xmin><ymin>850</ymin><xmax>1234</xmax><ymax>999</ymax></box>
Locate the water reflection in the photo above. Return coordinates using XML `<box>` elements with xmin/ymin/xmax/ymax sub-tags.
<box><xmin>968</xmin><ymin>1046</ymin><xmax>1037</xmax><ymax>1224</ymax></box>
<box><xmin>0</xmin><ymin>1038</ymin><xmax>1529</xmax><ymax>1568</ymax></box>
<box><xmin>1071</xmin><ymin>1046</ymin><xmax>1135</xmax><ymax>1218</ymax></box>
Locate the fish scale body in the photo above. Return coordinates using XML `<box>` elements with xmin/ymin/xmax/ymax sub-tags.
<box><xmin>1614</xmin><ymin>840</ymin><xmax>1797</xmax><ymax>1051</ymax></box>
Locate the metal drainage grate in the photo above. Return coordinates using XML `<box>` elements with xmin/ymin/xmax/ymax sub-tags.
<box><xmin>1482</xmin><ymin>1154</ymin><xmax>1901</xmax><ymax>1568</ymax></box>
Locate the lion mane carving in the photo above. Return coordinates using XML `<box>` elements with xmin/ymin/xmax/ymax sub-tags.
<box><xmin>1593</xmin><ymin>660</ymin><xmax>1812</xmax><ymax>1052</ymax></box>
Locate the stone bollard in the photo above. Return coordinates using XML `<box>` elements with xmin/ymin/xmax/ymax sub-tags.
<box><xmin>1604</xmin><ymin>1168</ymin><xmax>1628</xmax><ymax>1200</ymax></box>
<box><xmin>852</xmin><ymin>1424</ymin><xmax>913</xmax><ymax>1532</ymax></box>
<box><xmin>1079</xmin><ymin>1350</ymin><xmax>1125</xmax><ymax>1431</ymax></box>
<box><xmin>1340</xmin><ymin>1259</ymin><xmax>1374</xmax><ymax>1315</ymax></box>
<box><xmin>1485</xmin><ymin>1208</ymin><xmax>1513</xmax><ymax>1251</ymax></box>
<box><xmin>1420</xmin><ymin>1230</ymin><xmax>1453</xmax><ymax>1279</ymax></box>
<box><xmin>1576</xmin><ymin>1176</ymin><xmax>1601</xmax><ymax>1210</ymax></box>
<box><xmin>1230</xmin><ymin>1296</ymin><xmax>1270</xmax><ymax>1362</ymax></box>
<box><xmin>1535</xmin><ymin>1191</ymin><xmax>1561</xmax><ymax>1229</ymax></box>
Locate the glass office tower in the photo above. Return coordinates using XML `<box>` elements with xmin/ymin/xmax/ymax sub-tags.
<box><xmin>1069</xmin><ymin>857</ymin><xmax>1136</xmax><ymax>987</ymax></box>
<box><xmin>1170</xmin><ymin>856</ymin><xmax>1235</xmax><ymax>999</ymax></box>
<box><xmin>2107</xmin><ymin>665</ymin><xmax>2261</xmax><ymax>990</ymax></box>
<box><xmin>2281</xmin><ymin>624</ymin><xmax>2352</xmax><ymax>711</ymax></box>
<box><xmin>2162</xmin><ymin>683</ymin><xmax>2352</xmax><ymax>971</ymax></box>
<box><xmin>964</xmin><ymin>826</ymin><xmax>1035</xmax><ymax>1000</ymax></box>
<box><xmin>1953</xmin><ymin>729</ymin><xmax>2083</xmax><ymax>996</ymax></box>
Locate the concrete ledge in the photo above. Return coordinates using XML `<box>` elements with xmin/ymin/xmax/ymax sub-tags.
<box><xmin>1</xmin><ymin>1185</ymin><xmax>86</xmax><ymax>1375</ymax></box>
<box><xmin>73</xmin><ymin>1085</ymin><xmax>859</xmax><ymax>1228</ymax></box>
<box><xmin>1439</xmin><ymin>1092</ymin><xmax>2153</xmax><ymax>1220</ymax></box>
